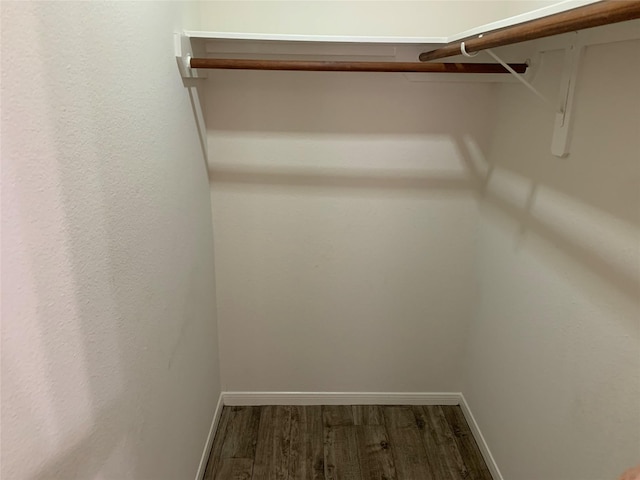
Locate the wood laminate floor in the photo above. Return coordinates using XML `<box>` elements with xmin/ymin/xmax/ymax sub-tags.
<box><xmin>203</xmin><ymin>405</ymin><xmax>493</xmax><ymax>480</ymax></box>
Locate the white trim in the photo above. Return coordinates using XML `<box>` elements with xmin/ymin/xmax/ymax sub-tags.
<box><xmin>459</xmin><ymin>394</ymin><xmax>504</xmax><ymax>480</ymax></box>
<box><xmin>195</xmin><ymin>393</ymin><xmax>224</xmax><ymax>480</ymax></box>
<box><xmin>184</xmin><ymin>31</ymin><xmax>445</xmax><ymax>44</ymax></box>
<box><xmin>222</xmin><ymin>391</ymin><xmax>461</xmax><ymax>406</ymax></box>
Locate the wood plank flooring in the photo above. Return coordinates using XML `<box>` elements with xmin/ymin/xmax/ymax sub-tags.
<box><xmin>203</xmin><ymin>405</ymin><xmax>492</xmax><ymax>480</ymax></box>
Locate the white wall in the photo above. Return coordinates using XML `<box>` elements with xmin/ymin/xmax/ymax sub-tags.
<box><xmin>198</xmin><ymin>0</ymin><xmax>558</xmax><ymax>38</ymax></box>
<box><xmin>199</xmin><ymin>0</ymin><xmax>580</xmax><ymax>397</ymax></box>
<box><xmin>464</xmin><ymin>38</ymin><xmax>640</xmax><ymax>479</ymax></box>
<box><xmin>1</xmin><ymin>2</ymin><xmax>220</xmax><ymax>479</ymax></box>
<box><xmin>206</xmin><ymin>71</ymin><xmax>493</xmax><ymax>392</ymax></box>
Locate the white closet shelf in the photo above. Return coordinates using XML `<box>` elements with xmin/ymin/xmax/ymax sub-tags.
<box><xmin>176</xmin><ymin>0</ymin><xmax>610</xmax><ymax>82</ymax></box>
<box><xmin>182</xmin><ymin>0</ymin><xmax>599</xmax><ymax>46</ymax></box>
<box><xmin>175</xmin><ymin>31</ymin><xmax>530</xmax><ymax>83</ymax></box>
<box><xmin>175</xmin><ymin>0</ymin><xmax>639</xmax><ymax>157</ymax></box>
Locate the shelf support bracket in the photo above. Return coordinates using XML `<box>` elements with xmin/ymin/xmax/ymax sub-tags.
<box><xmin>551</xmin><ymin>40</ymin><xmax>583</xmax><ymax>158</ymax></box>
<box><xmin>485</xmin><ymin>48</ymin><xmax>551</xmax><ymax>107</ymax></box>
<box><xmin>486</xmin><ymin>39</ymin><xmax>583</xmax><ymax>158</ymax></box>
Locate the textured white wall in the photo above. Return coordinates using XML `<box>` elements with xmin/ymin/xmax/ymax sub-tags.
<box><xmin>206</xmin><ymin>71</ymin><xmax>494</xmax><ymax>392</ymax></box>
<box><xmin>1</xmin><ymin>2</ymin><xmax>220</xmax><ymax>479</ymax></box>
<box><xmin>464</xmin><ymin>39</ymin><xmax>640</xmax><ymax>479</ymax></box>
<box><xmin>198</xmin><ymin>0</ymin><xmax>558</xmax><ymax>37</ymax></box>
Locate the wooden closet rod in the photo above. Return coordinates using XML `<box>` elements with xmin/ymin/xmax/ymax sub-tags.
<box><xmin>188</xmin><ymin>58</ymin><xmax>528</xmax><ymax>73</ymax></box>
<box><xmin>419</xmin><ymin>0</ymin><xmax>640</xmax><ymax>61</ymax></box>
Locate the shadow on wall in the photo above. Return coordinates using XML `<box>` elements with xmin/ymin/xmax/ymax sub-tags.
<box><xmin>206</xmin><ymin>63</ymin><xmax>639</xmax><ymax>312</ymax></box>
<box><xmin>2</xmin><ymin>4</ymin><xmax>138</xmax><ymax>479</ymax></box>
<box><xmin>205</xmin><ymin>69</ymin><xmax>496</xmax><ymax>197</ymax></box>
<box><xmin>206</xmin><ymin>70</ymin><xmax>495</xmax><ymax>135</ymax></box>
<box><xmin>205</xmin><ymin>69</ymin><xmax>494</xmax><ymax>393</ymax></box>
<box><xmin>208</xmin><ymin>165</ymin><xmax>475</xmax><ymax>193</ymax></box>
<box><xmin>457</xmin><ymin>133</ymin><xmax>640</xmax><ymax>310</ymax></box>
<box><xmin>184</xmin><ymin>77</ymin><xmax>209</xmax><ymax>168</ymax></box>
<box><xmin>464</xmin><ymin>42</ymin><xmax>639</xmax><ymax>313</ymax></box>
<box><xmin>460</xmin><ymin>39</ymin><xmax>639</xmax><ymax>480</ymax></box>
<box><xmin>3</xmin><ymin>3</ymin><xmax>216</xmax><ymax>479</ymax></box>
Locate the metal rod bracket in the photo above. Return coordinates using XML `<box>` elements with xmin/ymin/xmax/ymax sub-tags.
<box><xmin>175</xmin><ymin>33</ymin><xmax>206</xmax><ymax>79</ymax></box>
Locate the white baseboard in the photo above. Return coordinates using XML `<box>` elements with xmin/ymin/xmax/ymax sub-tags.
<box><xmin>195</xmin><ymin>392</ymin><xmax>224</xmax><ymax>480</ymax></box>
<box><xmin>222</xmin><ymin>391</ymin><xmax>462</xmax><ymax>406</ymax></box>
<box><xmin>459</xmin><ymin>393</ymin><xmax>504</xmax><ymax>480</ymax></box>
